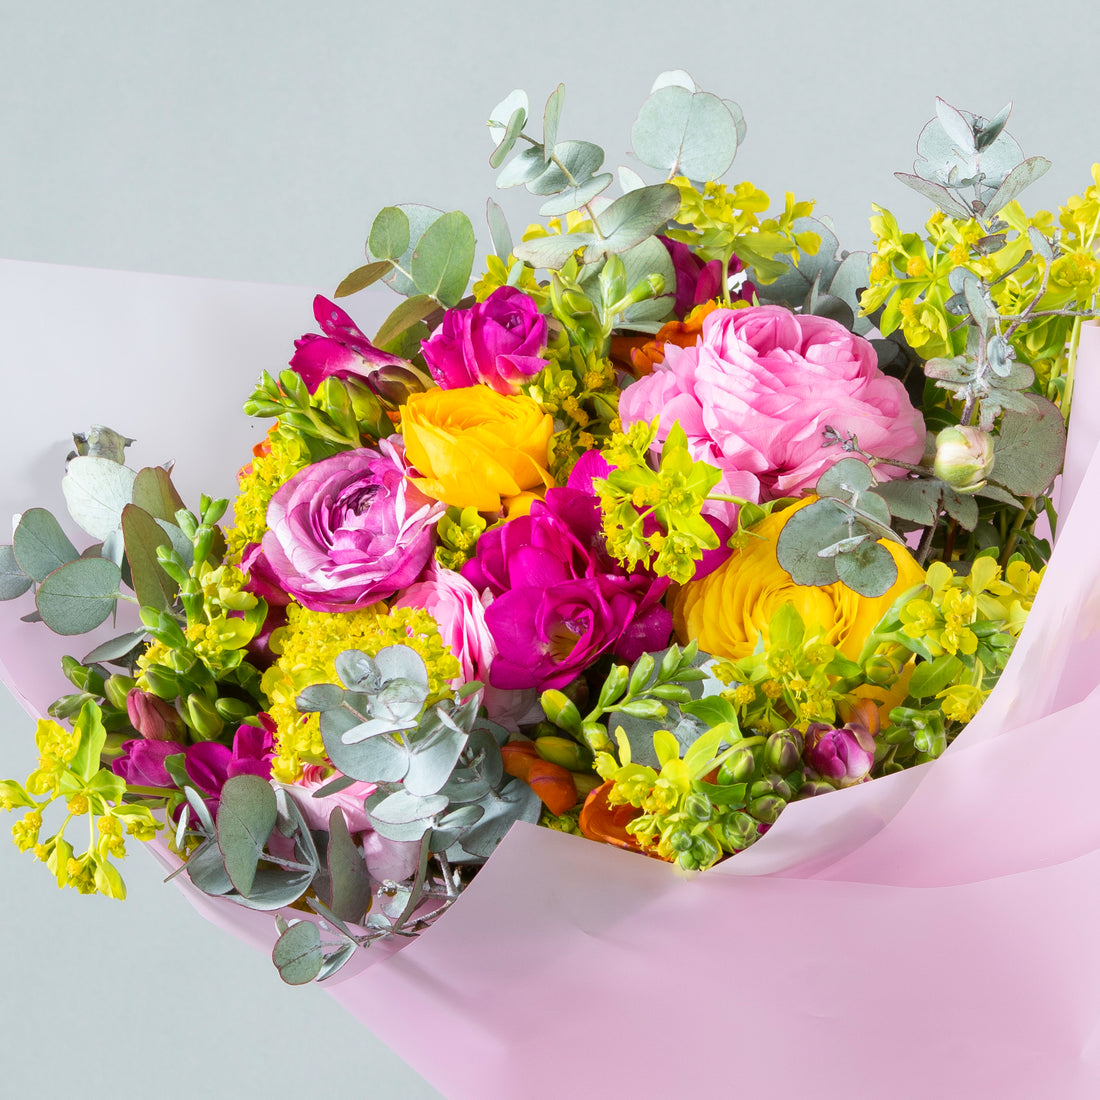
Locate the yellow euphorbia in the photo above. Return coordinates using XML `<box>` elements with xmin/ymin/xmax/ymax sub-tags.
<box><xmin>674</xmin><ymin>498</ymin><xmax>924</xmax><ymax>663</ymax></box>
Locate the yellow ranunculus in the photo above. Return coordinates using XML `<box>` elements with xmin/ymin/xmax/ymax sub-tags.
<box><xmin>674</xmin><ymin>498</ymin><xmax>924</xmax><ymax>662</ymax></box>
<box><xmin>401</xmin><ymin>385</ymin><xmax>554</xmax><ymax>513</ymax></box>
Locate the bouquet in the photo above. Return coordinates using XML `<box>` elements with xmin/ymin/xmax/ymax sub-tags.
<box><xmin>2</xmin><ymin>70</ymin><xmax>1099</xmax><ymax>1055</ymax></box>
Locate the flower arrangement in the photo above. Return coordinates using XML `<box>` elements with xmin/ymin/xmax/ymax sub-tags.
<box><xmin>1</xmin><ymin>73</ymin><xmax>1096</xmax><ymax>988</ymax></box>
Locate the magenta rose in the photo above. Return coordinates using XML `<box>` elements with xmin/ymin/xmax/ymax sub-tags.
<box><xmin>618</xmin><ymin>305</ymin><xmax>926</xmax><ymax>509</ymax></box>
<box><xmin>112</xmin><ymin>738</ymin><xmax>186</xmax><ymax>788</ymax></box>
<box><xmin>257</xmin><ymin>438</ymin><xmax>443</xmax><ymax>612</ymax></box>
<box><xmin>289</xmin><ymin>296</ymin><xmax>409</xmax><ymax>392</ymax></box>
<box><xmin>420</xmin><ymin>286</ymin><xmax>547</xmax><ymax>394</ymax></box>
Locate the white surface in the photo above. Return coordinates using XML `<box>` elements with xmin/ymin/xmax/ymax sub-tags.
<box><xmin>2</xmin><ymin>2</ymin><xmax>1100</xmax><ymax>1097</ymax></box>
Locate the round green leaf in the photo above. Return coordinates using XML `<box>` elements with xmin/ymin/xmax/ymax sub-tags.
<box><xmin>486</xmin><ymin>198</ymin><xmax>513</xmax><ymax>260</ymax></box>
<box><xmin>527</xmin><ymin>140</ymin><xmax>604</xmax><ymax>196</ymax></box>
<box><xmin>35</xmin><ymin>556</ymin><xmax>121</xmax><ymax>635</ymax></box>
<box><xmin>541</xmin><ymin>83</ymin><xmax>565</xmax><ymax>163</ymax></box>
<box><xmin>12</xmin><ymin>508</ymin><xmax>79</xmax><ymax>582</ymax></box>
<box><xmin>582</xmin><ymin>183</ymin><xmax>680</xmax><ymax>260</ymax></box>
<box><xmin>0</xmin><ymin>544</ymin><xmax>32</xmax><ymax>600</ymax></box>
<box><xmin>489</xmin><ymin>105</ymin><xmax>526</xmax><ymax>170</ymax></box>
<box><xmin>372</xmin><ymin>204</ymin><xmax>442</xmax><ymax>297</ymax></box>
<box><xmin>834</xmin><ymin>539</ymin><xmax>898</xmax><ymax>598</ymax></box>
<box><xmin>538</xmin><ymin>173</ymin><xmax>613</xmax><ymax>217</ymax></box>
<box><xmin>631</xmin><ymin>86</ymin><xmax>740</xmax><ymax>180</ymax></box>
<box><xmin>368</xmin><ymin>206</ymin><xmax>410</xmax><ymax>262</ymax></box>
<box><xmin>334</xmin><ymin>260</ymin><xmax>394</xmax><ymax>298</ymax></box>
<box><xmin>272</xmin><ymin>920</ymin><xmax>324</xmax><ymax>986</ymax></box>
<box><xmin>410</xmin><ymin>210</ymin><xmax>476</xmax><ymax>307</ymax></box>
<box><xmin>62</xmin><ymin>456</ymin><xmax>137</xmax><ymax>540</ymax></box>
<box><xmin>775</xmin><ymin>499</ymin><xmax>848</xmax><ymax>587</ymax></box>
<box><xmin>216</xmin><ymin>774</ymin><xmax>278</xmax><ymax>897</ymax></box>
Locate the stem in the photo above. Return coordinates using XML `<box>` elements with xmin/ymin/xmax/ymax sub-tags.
<box><xmin>999</xmin><ymin>496</ymin><xmax>1035</xmax><ymax>566</ymax></box>
<box><xmin>915</xmin><ymin>520</ymin><xmax>938</xmax><ymax>567</ymax></box>
<box><xmin>942</xmin><ymin>518</ymin><xmax>959</xmax><ymax>562</ymax></box>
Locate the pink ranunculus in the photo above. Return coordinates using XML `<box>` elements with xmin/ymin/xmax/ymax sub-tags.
<box><xmin>420</xmin><ymin>286</ymin><xmax>547</xmax><ymax>394</ymax></box>
<box><xmin>618</xmin><ymin>305</ymin><xmax>926</xmax><ymax>509</ymax></box>
<box><xmin>257</xmin><ymin>437</ymin><xmax>444</xmax><ymax>612</ymax></box>
<box><xmin>393</xmin><ymin>562</ymin><xmax>496</xmax><ymax>684</ymax></box>
<box><xmin>289</xmin><ymin>295</ymin><xmax>408</xmax><ymax>392</ymax></box>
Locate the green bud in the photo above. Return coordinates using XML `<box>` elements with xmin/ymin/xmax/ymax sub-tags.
<box><xmin>648</xmin><ymin>683</ymin><xmax>693</xmax><ymax>703</ymax></box>
<box><xmin>535</xmin><ymin>735</ymin><xmax>593</xmax><ymax>771</ymax></box>
<box><xmin>668</xmin><ymin>828</ymin><xmax>694</xmax><ymax>853</ymax></box>
<box><xmin>61</xmin><ymin>655</ymin><xmax>88</xmax><ymax>690</ymax></box>
<box><xmin>717</xmin><ymin>747</ymin><xmax>756</xmax><ymax>785</ymax></box>
<box><xmin>580</xmin><ymin>721</ymin><xmax>612</xmax><ymax>754</ymax></box>
<box><xmin>863</xmin><ymin>654</ymin><xmax>899</xmax><ymax>686</ymax></box>
<box><xmin>213</xmin><ymin>697</ymin><xmax>255</xmax><ymax>723</ymax></box>
<box><xmin>103</xmin><ymin>674</ymin><xmax>137</xmax><ymax>711</ymax></box>
<box><xmin>627</xmin><ymin>652</ymin><xmax>656</xmax><ymax>697</ymax></box>
<box><xmin>764</xmin><ymin>729</ymin><xmax>803</xmax><ymax>775</ymax></box>
<box><xmin>141</xmin><ymin>664</ymin><xmax>178</xmax><ymax>699</ymax></box>
<box><xmin>683</xmin><ymin>793</ymin><xmax>712</xmax><ymax>822</ymax></box>
<box><xmin>748</xmin><ymin>794</ymin><xmax>786</xmax><ymax>824</ymax></box>
<box><xmin>720</xmin><ymin>812</ymin><xmax>758</xmax><ymax>850</ymax></box>
<box><xmin>595</xmin><ymin>664</ymin><xmax>629</xmax><ymax>710</ymax></box>
<box><xmin>797</xmin><ymin>778</ymin><xmax>837</xmax><ymax>798</ymax></box>
<box><xmin>598</xmin><ymin>254</ymin><xmax>628</xmax><ymax>311</ymax></box>
<box><xmin>751</xmin><ymin>775</ymin><xmax>792</xmax><ymax>802</ymax></box>
<box><xmin>184</xmin><ymin>694</ymin><xmax>224</xmax><ymax>740</ymax></box>
<box><xmin>540</xmin><ymin>690</ymin><xmax>582</xmax><ymax>735</ymax></box>
<box><xmin>615</xmin><ymin>698</ymin><xmax>667</xmax><ymax>720</ymax></box>
<box><xmin>933</xmin><ymin>425</ymin><xmax>994</xmax><ymax>493</ymax></box>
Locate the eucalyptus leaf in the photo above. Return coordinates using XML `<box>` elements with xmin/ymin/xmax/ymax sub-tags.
<box><xmin>131</xmin><ymin>466</ymin><xmax>186</xmax><ymax>525</ymax></box>
<box><xmin>0</xmin><ymin>545</ymin><xmax>32</xmax><ymax>600</ymax></box>
<box><xmin>371</xmin><ymin>204</ymin><xmax>442</xmax><ymax>297</ymax></box>
<box><xmin>934</xmin><ymin>98</ymin><xmax>977</xmax><ymax>155</ymax></box>
<box><xmin>185</xmin><ymin>841</ymin><xmax>235</xmax><ymax>896</ymax></box>
<box><xmin>1027</xmin><ymin>225</ymin><xmax>1054</xmax><ymax>263</ymax></box>
<box><xmin>403</xmin><ymin>719</ymin><xmax>467</xmax><ymax>797</ymax></box>
<box><xmin>62</xmin><ymin>457</ymin><xmax>137</xmax><ymax>541</ymax></box>
<box><xmin>372</xmin><ymin>293</ymin><xmax>437</xmax><ymax>348</ymax></box>
<box><xmin>322</xmin><ymin>722</ymin><xmax>410</xmax><ymax>783</ymax></box>
<box><xmin>775</xmin><ymin>499</ymin><xmax>849</xmax><ymax>587</ymax></box>
<box><xmin>12</xmin><ymin>508</ymin><xmax>79</xmax><ymax>582</ymax></box>
<box><xmin>323</xmin><ymin>807</ymin><xmax>373</xmax><ymax>923</ymax></box>
<box><xmin>216</xmin><ymin>774</ymin><xmax>278</xmax><ymax>897</ymax></box>
<box><xmin>542</xmin><ymin>83</ymin><xmax>565</xmax><ymax>164</ymax></box>
<box><xmin>833</xmin><ymin>539</ymin><xmax>898</xmax><ymax>598</ymax></box>
<box><xmin>447</xmin><ymin>778</ymin><xmax>540</xmax><ymax>861</ymax></box>
<box><xmin>486</xmin><ymin>198</ymin><xmax>513</xmax><ymax>260</ymax></box>
<box><xmin>121</xmin><ymin>503</ymin><xmax>175</xmax><ymax>612</ymax></box>
<box><xmin>370</xmin><ymin>789</ymin><xmax>448</xmax><ymax>826</ymax></box>
<box><xmin>512</xmin><ymin>231</ymin><xmax>594</xmax><ymax>271</ymax></box>
<box><xmin>296</xmin><ymin>683</ymin><xmax>346</xmax><ymax>712</ymax></box>
<box><xmin>316</xmin><ymin>942</ymin><xmax>358</xmax><ymax>982</ymax></box>
<box><xmin>991</xmin><ymin>396</ymin><xmax>1065</xmax><ymax>496</ymax></box>
<box><xmin>618</xmin><ymin>165</ymin><xmax>646</xmax><ymax>194</ymax></box>
<box><xmin>271</xmin><ymin>920</ymin><xmax>324</xmax><ymax>985</ymax></box>
<box><xmin>497</xmin><ymin>146</ymin><xmax>550</xmax><ymax>189</ymax></box>
<box><xmin>369</xmin><ymin>206</ymin><xmax>411</xmax><ymax>261</ymax></box>
<box><xmin>527</xmin><ymin>140</ymin><xmax>605</xmax><ymax>196</ymax></box>
<box><xmin>631</xmin><ymin>85</ymin><xmax>740</xmax><ymax>180</ymax></box>
<box><xmin>70</xmin><ymin>425</ymin><xmax>134</xmax><ymax>463</ymax></box>
<box><xmin>487</xmin><ymin>89</ymin><xmax>528</xmax><ymax>140</ymax></box>
<box><xmin>35</xmin><ymin>557</ymin><xmax>121</xmax><ymax>635</ymax></box>
<box><xmin>651</xmin><ymin>69</ymin><xmax>695</xmax><ymax>93</ymax></box>
<box><xmin>940</xmin><ymin>487</ymin><xmax>980</xmax><ymax>531</ymax></box>
<box><xmin>892</xmin><ymin>173</ymin><xmax>974</xmax><ymax>220</ymax></box>
<box><xmin>618</xmin><ymin>236</ymin><xmax>676</xmax><ymax>324</ymax></box>
<box><xmin>583</xmin><ymin>183</ymin><xmax>680</xmax><ymax>260</ymax></box>
<box><xmin>538</xmin><ymin>173</ymin><xmax>613</xmax><ymax>217</ymax></box>
<box><xmin>976</xmin><ymin>104</ymin><xmax>1012</xmax><ymax>151</ymax></box>
<box><xmin>872</xmin><ymin>478</ymin><xmax>942</xmax><ymax>527</ymax></box>
<box><xmin>815</xmin><ymin>457</ymin><xmax>875</xmax><ymax>499</ymax></box>
<box><xmin>984</xmin><ymin>157</ymin><xmax>1052</xmax><ymax>217</ymax></box>
<box><xmin>334</xmin><ymin>260</ymin><xmax>393</xmax><ymax>298</ymax></box>
<box><xmin>410</xmin><ymin>211</ymin><xmax>476</xmax><ymax>307</ymax></box>
<box><xmin>488</xmin><ymin>106</ymin><xmax>526</xmax><ymax>170</ymax></box>
<box><xmin>237</xmin><ymin>867</ymin><xmax>317</xmax><ymax>911</ymax></box>
<box><xmin>81</xmin><ymin>628</ymin><xmax>148</xmax><ymax>665</ymax></box>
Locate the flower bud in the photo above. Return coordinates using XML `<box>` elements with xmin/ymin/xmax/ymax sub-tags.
<box><xmin>748</xmin><ymin>794</ymin><xmax>785</xmax><ymax>824</ymax></box>
<box><xmin>717</xmin><ymin>746</ymin><xmax>756</xmax><ymax>785</ymax></box>
<box><xmin>103</xmin><ymin>674</ymin><xmax>137</xmax><ymax>711</ymax></box>
<box><xmin>720</xmin><ymin>812</ymin><xmax>758</xmax><ymax>850</ymax></box>
<box><xmin>184</xmin><ymin>693</ymin><xmax>224</xmax><ymax>740</ymax></box>
<box><xmin>932</xmin><ymin>425</ymin><xmax>994</xmax><ymax>493</ymax></box>
<box><xmin>126</xmin><ymin>689</ymin><xmax>184</xmax><ymax>742</ymax></box>
<box><xmin>535</xmin><ymin>735</ymin><xmax>594</xmax><ymax>772</ymax></box>
<box><xmin>764</xmin><ymin>728</ymin><xmax>804</xmax><ymax>775</ymax></box>
<box><xmin>804</xmin><ymin>722</ymin><xmax>875</xmax><ymax>787</ymax></box>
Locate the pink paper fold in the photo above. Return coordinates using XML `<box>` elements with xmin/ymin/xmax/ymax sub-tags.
<box><xmin>4</xmin><ymin>261</ymin><xmax>1100</xmax><ymax>1099</ymax></box>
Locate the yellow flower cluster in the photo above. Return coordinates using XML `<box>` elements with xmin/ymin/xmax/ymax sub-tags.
<box><xmin>224</xmin><ymin>429</ymin><xmax>312</xmax><ymax>561</ymax></box>
<box><xmin>262</xmin><ymin>603</ymin><xmax>461</xmax><ymax>782</ymax></box>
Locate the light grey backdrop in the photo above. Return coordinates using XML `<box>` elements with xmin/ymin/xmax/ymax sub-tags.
<box><xmin>2</xmin><ymin>1</ymin><xmax>1098</xmax><ymax>1096</ymax></box>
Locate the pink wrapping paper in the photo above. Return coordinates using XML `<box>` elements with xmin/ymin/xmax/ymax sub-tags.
<box><xmin>3</xmin><ymin>261</ymin><xmax>1099</xmax><ymax>1099</ymax></box>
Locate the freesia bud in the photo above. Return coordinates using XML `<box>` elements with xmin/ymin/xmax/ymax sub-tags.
<box><xmin>126</xmin><ymin>689</ymin><xmax>184</xmax><ymax>742</ymax></box>
<box><xmin>933</xmin><ymin>425</ymin><xmax>994</xmax><ymax>493</ymax></box>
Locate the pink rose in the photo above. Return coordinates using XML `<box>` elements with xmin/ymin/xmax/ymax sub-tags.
<box><xmin>257</xmin><ymin>438</ymin><xmax>444</xmax><ymax>612</ymax></box>
<box><xmin>618</xmin><ymin>305</ymin><xmax>925</xmax><ymax>510</ymax></box>
<box><xmin>420</xmin><ymin>286</ymin><xmax>547</xmax><ymax>394</ymax></box>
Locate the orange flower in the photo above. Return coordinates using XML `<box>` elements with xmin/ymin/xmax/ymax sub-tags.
<box><xmin>401</xmin><ymin>385</ymin><xmax>554</xmax><ymax>513</ymax></box>
<box><xmin>626</xmin><ymin>300</ymin><xmax>722</xmax><ymax>377</ymax></box>
<box><xmin>501</xmin><ymin>742</ymin><xmax>578</xmax><ymax>817</ymax></box>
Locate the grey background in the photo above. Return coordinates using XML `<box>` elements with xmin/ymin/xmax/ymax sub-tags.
<box><xmin>2</xmin><ymin>1</ymin><xmax>1098</xmax><ymax>1096</ymax></box>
